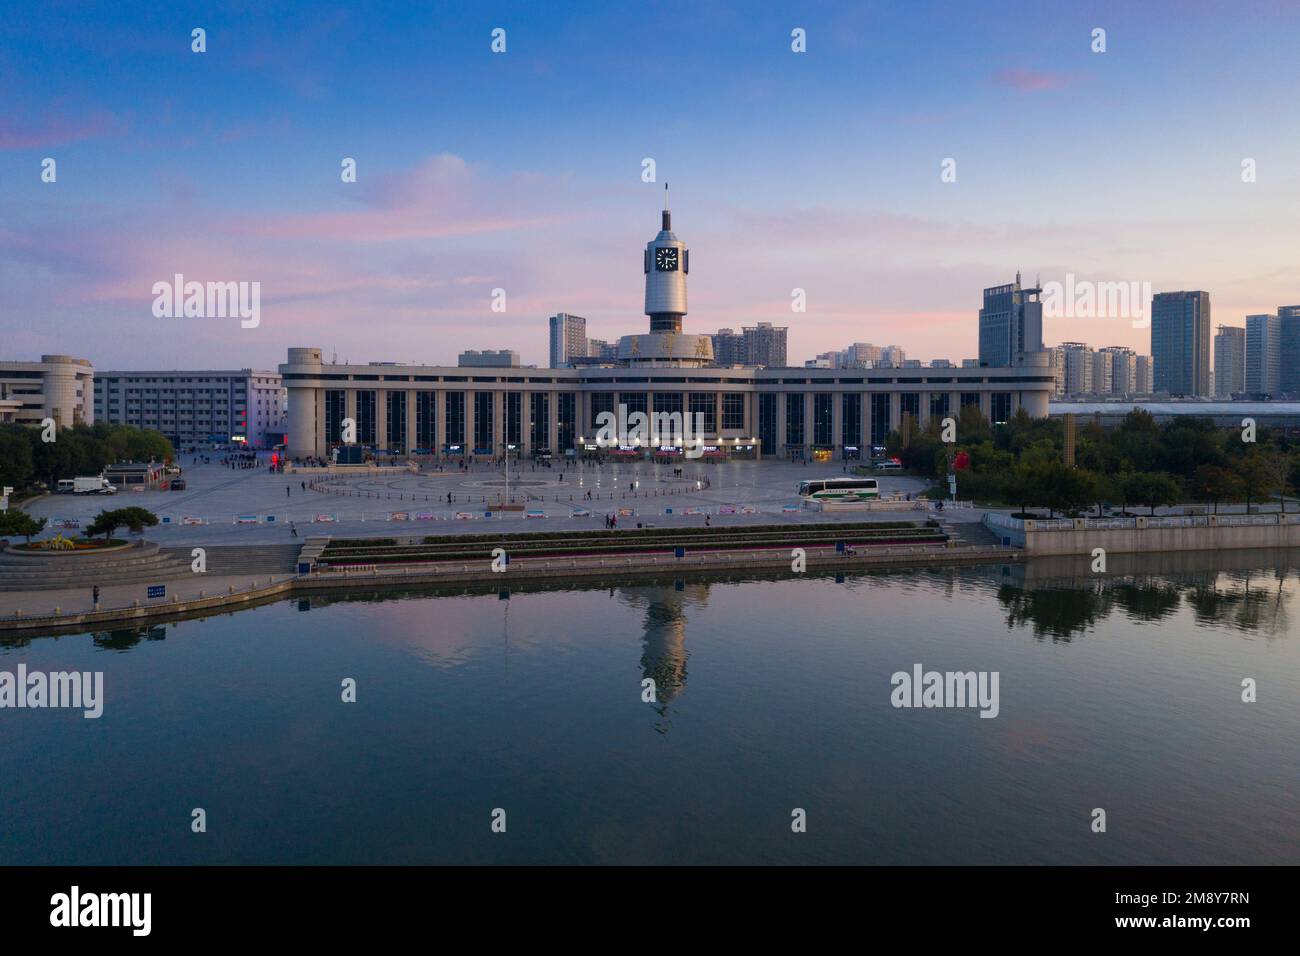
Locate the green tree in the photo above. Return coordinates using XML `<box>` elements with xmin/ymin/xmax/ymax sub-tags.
<box><xmin>1232</xmin><ymin>451</ymin><xmax>1273</xmax><ymax>513</ymax></box>
<box><xmin>1123</xmin><ymin>472</ymin><xmax>1182</xmax><ymax>516</ymax></box>
<box><xmin>86</xmin><ymin>507</ymin><xmax>158</xmax><ymax>539</ymax></box>
<box><xmin>1193</xmin><ymin>464</ymin><xmax>1241</xmax><ymax>514</ymax></box>
<box><xmin>0</xmin><ymin>426</ymin><xmax>35</xmax><ymax>490</ymax></box>
<box><xmin>0</xmin><ymin>508</ymin><xmax>47</xmax><ymax>544</ymax></box>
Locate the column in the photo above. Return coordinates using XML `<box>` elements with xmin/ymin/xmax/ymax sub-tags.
<box><xmin>435</xmin><ymin>390</ymin><xmax>447</xmax><ymax>454</ymax></box>
<box><xmin>547</xmin><ymin>390</ymin><xmax>559</xmax><ymax>454</ymax></box>
<box><xmin>376</xmin><ymin>388</ymin><xmax>388</xmax><ymax>450</ymax></box>
<box><xmin>831</xmin><ymin>390</ymin><xmax>843</xmax><ymax>457</ymax></box>
<box><xmin>464</xmin><ymin>391</ymin><xmax>475</xmax><ymax>456</ymax></box>
<box><xmin>406</xmin><ymin>388</ymin><xmax>418</xmax><ymax>454</ymax></box>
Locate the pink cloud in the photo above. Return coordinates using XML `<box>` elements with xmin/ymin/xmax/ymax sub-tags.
<box><xmin>991</xmin><ymin>69</ymin><xmax>1079</xmax><ymax>92</ymax></box>
<box><xmin>0</xmin><ymin>111</ymin><xmax>122</xmax><ymax>149</ymax></box>
<box><xmin>226</xmin><ymin>154</ymin><xmax>579</xmax><ymax>243</ymax></box>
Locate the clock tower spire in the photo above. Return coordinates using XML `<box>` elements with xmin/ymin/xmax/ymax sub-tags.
<box><xmin>644</xmin><ymin>186</ymin><xmax>687</xmax><ymax>333</ymax></box>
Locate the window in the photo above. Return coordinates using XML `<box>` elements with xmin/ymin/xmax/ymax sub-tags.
<box><xmin>445</xmin><ymin>391</ymin><xmax>465</xmax><ymax>446</ymax></box>
<box><xmin>841</xmin><ymin>393</ymin><xmax>861</xmax><ymax>447</ymax></box>
<box><xmin>689</xmin><ymin>392</ymin><xmax>715</xmax><ymax>435</ymax></box>
<box><xmin>722</xmin><ymin>393</ymin><xmax>745</xmax><ymax>430</ymax></box>
<box><xmin>759</xmin><ymin>393</ymin><xmax>777</xmax><ymax>453</ymax></box>
<box><xmin>813</xmin><ymin>393</ymin><xmax>833</xmax><ymax>446</ymax></box>
<box><xmin>785</xmin><ymin>393</ymin><xmax>805</xmax><ymax>447</ymax></box>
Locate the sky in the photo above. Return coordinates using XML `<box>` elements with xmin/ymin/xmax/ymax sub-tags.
<box><xmin>2</xmin><ymin>0</ymin><xmax>1299</xmax><ymax>370</ymax></box>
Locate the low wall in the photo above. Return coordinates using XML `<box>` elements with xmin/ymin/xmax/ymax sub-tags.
<box><xmin>984</xmin><ymin>512</ymin><xmax>1300</xmax><ymax>555</ymax></box>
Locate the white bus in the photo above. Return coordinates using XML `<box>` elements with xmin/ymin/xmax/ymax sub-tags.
<box><xmin>798</xmin><ymin>477</ymin><xmax>880</xmax><ymax>502</ymax></box>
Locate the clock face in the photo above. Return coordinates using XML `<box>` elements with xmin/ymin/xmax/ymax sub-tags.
<box><xmin>655</xmin><ymin>246</ymin><xmax>679</xmax><ymax>272</ymax></box>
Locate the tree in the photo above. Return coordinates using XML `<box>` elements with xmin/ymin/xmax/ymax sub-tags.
<box><xmin>1232</xmin><ymin>451</ymin><xmax>1273</xmax><ymax>513</ymax></box>
<box><xmin>1001</xmin><ymin>462</ymin><xmax>1038</xmax><ymax>516</ymax></box>
<box><xmin>0</xmin><ymin>508</ymin><xmax>47</xmax><ymax>544</ymax></box>
<box><xmin>0</xmin><ymin>427</ymin><xmax>35</xmax><ymax>490</ymax></box>
<box><xmin>117</xmin><ymin>506</ymin><xmax>160</xmax><ymax>534</ymax></box>
<box><xmin>1123</xmin><ymin>472</ymin><xmax>1182</xmax><ymax>516</ymax></box>
<box><xmin>86</xmin><ymin>507</ymin><xmax>157</xmax><ymax>539</ymax></box>
<box><xmin>1193</xmin><ymin>464</ymin><xmax>1241</xmax><ymax>514</ymax></box>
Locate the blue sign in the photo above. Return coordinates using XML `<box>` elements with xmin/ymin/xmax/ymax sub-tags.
<box><xmin>297</xmin><ymin>562</ymin><xmax>311</xmax><ymax>575</ymax></box>
<box><xmin>266</xmin><ymin>515</ymin><xmax>276</xmax><ymax>523</ymax></box>
<box><xmin>147</xmin><ymin>584</ymin><xmax>166</xmax><ymax>599</ymax></box>
<box><xmin>674</xmin><ymin>547</ymin><xmax>685</xmax><ymax>559</ymax></box>
<box><xmin>161</xmin><ymin>516</ymin><xmax>171</xmax><ymax>524</ymax></box>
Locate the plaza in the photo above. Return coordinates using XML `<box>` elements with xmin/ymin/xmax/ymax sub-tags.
<box><xmin>19</xmin><ymin>453</ymin><xmax>957</xmax><ymax>549</ymax></box>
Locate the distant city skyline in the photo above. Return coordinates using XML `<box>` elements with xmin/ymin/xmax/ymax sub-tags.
<box><xmin>4</xmin><ymin>2</ymin><xmax>1300</xmax><ymax>369</ymax></box>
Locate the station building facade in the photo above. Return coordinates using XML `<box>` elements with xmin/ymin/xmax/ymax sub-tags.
<box><xmin>280</xmin><ymin>198</ymin><xmax>1054</xmax><ymax>461</ymax></box>
<box><xmin>281</xmin><ymin>347</ymin><xmax>1053</xmax><ymax>461</ymax></box>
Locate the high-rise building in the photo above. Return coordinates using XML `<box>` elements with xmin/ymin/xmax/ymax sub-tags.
<box><xmin>843</xmin><ymin>342</ymin><xmax>883</xmax><ymax>366</ymax></box>
<box><xmin>0</xmin><ymin>355</ymin><xmax>94</xmax><ymax>428</ymax></box>
<box><xmin>459</xmin><ymin>350</ymin><xmax>520</xmax><ymax>368</ymax></box>
<box><xmin>1213</xmin><ymin>325</ymin><xmax>1246</xmax><ymax>397</ymax></box>
<box><xmin>1244</xmin><ymin>313</ymin><xmax>1281</xmax><ymax>396</ymax></box>
<box><xmin>1091</xmin><ymin>349</ymin><xmax>1114</xmax><ymax>394</ymax></box>
<box><xmin>710</xmin><ymin>328</ymin><xmax>746</xmax><ymax>365</ymax></box>
<box><xmin>1134</xmin><ymin>354</ymin><xmax>1153</xmax><ymax>394</ymax></box>
<box><xmin>548</xmin><ymin>313</ymin><xmax>587</xmax><ymax>368</ymax></box>
<box><xmin>1099</xmin><ymin>346</ymin><xmax>1136</xmax><ymax>395</ymax></box>
<box><xmin>586</xmin><ymin>338</ymin><xmax>617</xmax><ymax>360</ymax></box>
<box><xmin>878</xmin><ymin>345</ymin><xmax>906</xmax><ymax>368</ymax></box>
<box><xmin>978</xmin><ymin>272</ymin><xmax>1044</xmax><ymax>367</ymax></box>
<box><xmin>742</xmin><ymin>322</ymin><xmax>787</xmax><ymax>367</ymax></box>
<box><xmin>1044</xmin><ymin>346</ymin><xmax>1066</xmax><ymax>396</ymax></box>
<box><xmin>1278</xmin><ymin>306</ymin><xmax>1300</xmax><ymax>395</ymax></box>
<box><xmin>1151</xmin><ymin>291</ymin><xmax>1211</xmax><ymax>396</ymax></box>
<box><xmin>1059</xmin><ymin>342</ymin><xmax>1094</xmax><ymax>396</ymax></box>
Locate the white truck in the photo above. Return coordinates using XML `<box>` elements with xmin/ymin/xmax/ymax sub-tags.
<box><xmin>73</xmin><ymin>476</ymin><xmax>117</xmax><ymax>495</ymax></box>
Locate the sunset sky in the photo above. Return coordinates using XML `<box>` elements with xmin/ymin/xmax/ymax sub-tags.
<box><xmin>3</xmin><ymin>0</ymin><xmax>1299</xmax><ymax>369</ymax></box>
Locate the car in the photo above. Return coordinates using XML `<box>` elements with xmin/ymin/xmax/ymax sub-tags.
<box><xmin>170</xmin><ymin>478</ymin><xmax>187</xmax><ymax>491</ymax></box>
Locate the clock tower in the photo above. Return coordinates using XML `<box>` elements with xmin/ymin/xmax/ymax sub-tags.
<box><xmin>616</xmin><ymin>186</ymin><xmax>712</xmax><ymax>366</ymax></box>
<box><xmin>644</xmin><ymin>184</ymin><xmax>688</xmax><ymax>332</ymax></box>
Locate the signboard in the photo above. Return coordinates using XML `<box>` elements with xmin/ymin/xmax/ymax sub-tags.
<box><xmin>147</xmin><ymin>584</ymin><xmax>166</xmax><ymax>600</ymax></box>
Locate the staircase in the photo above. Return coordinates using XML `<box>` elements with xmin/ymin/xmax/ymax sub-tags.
<box><xmin>0</xmin><ymin>543</ymin><xmax>304</xmax><ymax>591</ymax></box>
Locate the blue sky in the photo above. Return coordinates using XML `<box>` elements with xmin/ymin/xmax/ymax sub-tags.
<box><xmin>2</xmin><ymin>0</ymin><xmax>1298</xmax><ymax>368</ymax></box>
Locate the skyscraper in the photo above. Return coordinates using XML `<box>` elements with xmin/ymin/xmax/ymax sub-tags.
<box><xmin>1099</xmin><ymin>346</ymin><xmax>1136</xmax><ymax>395</ymax></box>
<box><xmin>1278</xmin><ymin>305</ymin><xmax>1300</xmax><ymax>395</ymax></box>
<box><xmin>710</xmin><ymin>328</ymin><xmax>745</xmax><ymax>365</ymax></box>
<box><xmin>742</xmin><ymin>322</ymin><xmax>788</xmax><ymax>367</ymax></box>
<box><xmin>1059</xmin><ymin>342</ymin><xmax>1094</xmax><ymax>396</ymax></box>
<box><xmin>1134</xmin><ymin>355</ymin><xmax>1153</xmax><ymax>394</ymax></box>
<box><xmin>1213</xmin><ymin>325</ymin><xmax>1245</xmax><ymax>397</ymax></box>
<box><xmin>1244</xmin><ymin>313</ymin><xmax>1281</xmax><ymax>396</ymax></box>
<box><xmin>1150</xmin><ymin>291</ymin><xmax>1211</xmax><ymax>396</ymax></box>
<box><xmin>548</xmin><ymin>313</ymin><xmax>587</xmax><ymax>368</ymax></box>
<box><xmin>978</xmin><ymin>272</ymin><xmax>1043</xmax><ymax>367</ymax></box>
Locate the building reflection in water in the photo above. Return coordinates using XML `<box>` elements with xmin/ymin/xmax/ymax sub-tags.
<box><xmin>992</xmin><ymin>548</ymin><xmax>1298</xmax><ymax>641</ymax></box>
<box><xmin>613</xmin><ymin>579</ymin><xmax>710</xmax><ymax>733</ymax></box>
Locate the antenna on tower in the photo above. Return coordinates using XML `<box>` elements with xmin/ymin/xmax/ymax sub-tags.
<box><xmin>661</xmin><ymin>182</ymin><xmax>672</xmax><ymax>231</ymax></box>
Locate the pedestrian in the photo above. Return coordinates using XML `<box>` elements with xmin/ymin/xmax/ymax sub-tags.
<box><xmin>290</xmin><ymin>522</ymin><xmax>298</xmax><ymax>537</ymax></box>
<box><xmin>301</xmin><ymin>481</ymin><xmax>306</xmax><ymax>491</ymax></box>
<box><xmin>705</xmin><ymin>514</ymin><xmax>711</xmax><ymax>527</ymax></box>
<box><xmin>286</xmin><ymin>485</ymin><xmax>291</xmax><ymax>496</ymax></box>
<box><xmin>92</xmin><ymin>585</ymin><xmax>100</xmax><ymax>607</ymax></box>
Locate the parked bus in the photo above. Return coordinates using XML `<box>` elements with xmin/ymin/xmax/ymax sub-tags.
<box><xmin>797</xmin><ymin>477</ymin><xmax>880</xmax><ymax>502</ymax></box>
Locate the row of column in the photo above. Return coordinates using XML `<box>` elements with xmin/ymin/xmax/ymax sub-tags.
<box><xmin>298</xmin><ymin>387</ymin><xmax>1024</xmax><ymax>458</ymax></box>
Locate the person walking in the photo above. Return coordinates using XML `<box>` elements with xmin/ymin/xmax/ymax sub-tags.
<box><xmin>290</xmin><ymin>522</ymin><xmax>298</xmax><ymax>537</ymax></box>
<box><xmin>286</xmin><ymin>485</ymin><xmax>291</xmax><ymax>497</ymax></box>
<box><xmin>704</xmin><ymin>514</ymin><xmax>711</xmax><ymax>527</ymax></box>
<box><xmin>92</xmin><ymin>585</ymin><xmax>100</xmax><ymax>608</ymax></box>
